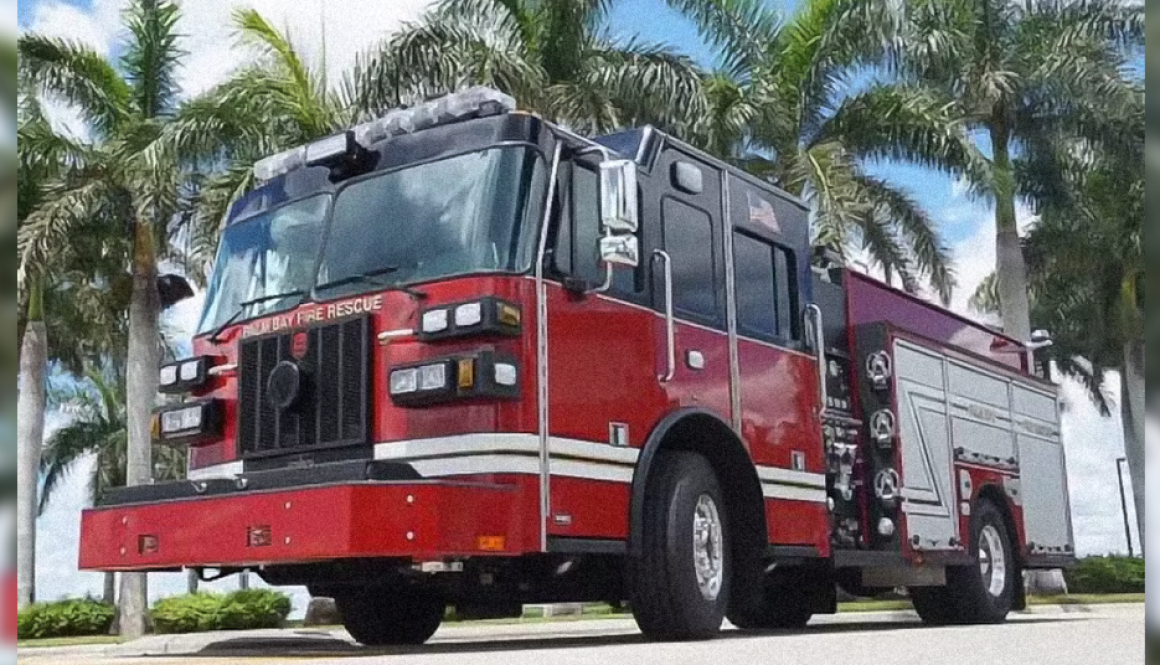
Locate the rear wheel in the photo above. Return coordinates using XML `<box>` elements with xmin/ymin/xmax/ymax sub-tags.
<box><xmin>949</xmin><ymin>500</ymin><xmax>1016</xmax><ymax>623</ymax></box>
<box><xmin>910</xmin><ymin>499</ymin><xmax>1016</xmax><ymax>626</ymax></box>
<box><xmin>335</xmin><ymin>588</ymin><xmax>444</xmax><ymax>646</ymax></box>
<box><xmin>630</xmin><ymin>451</ymin><xmax>730</xmax><ymax>641</ymax></box>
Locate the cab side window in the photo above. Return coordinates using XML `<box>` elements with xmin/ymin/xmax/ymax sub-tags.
<box><xmin>662</xmin><ymin>198</ymin><xmax>718</xmax><ymax>323</ymax></box>
<box><xmin>732</xmin><ymin>230</ymin><xmax>798</xmax><ymax>342</ymax></box>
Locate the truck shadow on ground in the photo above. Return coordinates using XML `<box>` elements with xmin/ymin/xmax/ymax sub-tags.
<box><xmin>171</xmin><ymin>617</ymin><xmax>1076</xmax><ymax>660</ymax></box>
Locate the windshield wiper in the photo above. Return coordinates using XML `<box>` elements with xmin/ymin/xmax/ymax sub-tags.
<box><xmin>207</xmin><ymin>289</ymin><xmax>307</xmax><ymax>344</ymax></box>
<box><xmin>314</xmin><ymin>265</ymin><xmax>401</xmax><ymax>293</ymax></box>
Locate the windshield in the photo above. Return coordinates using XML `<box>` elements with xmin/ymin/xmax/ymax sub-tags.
<box><xmin>197</xmin><ymin>147</ymin><xmax>544</xmax><ymax>334</ymax></box>
<box><xmin>316</xmin><ymin>147</ymin><xmax>542</xmax><ymax>295</ymax></box>
<box><xmin>196</xmin><ymin>195</ymin><xmax>329</xmax><ymax>333</ymax></box>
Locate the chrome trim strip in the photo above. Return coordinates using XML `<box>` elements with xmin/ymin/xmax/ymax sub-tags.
<box><xmin>534</xmin><ymin>141</ymin><xmax>564</xmax><ymax>552</ymax></box>
<box><xmin>721</xmin><ymin>170</ymin><xmax>742</xmax><ymax>431</ymax></box>
<box><xmin>373</xmin><ymin>434</ymin><xmax>640</xmax><ymax>465</ymax></box>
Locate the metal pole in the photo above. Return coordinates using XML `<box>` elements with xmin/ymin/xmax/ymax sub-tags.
<box><xmin>1116</xmin><ymin>457</ymin><xmax>1134</xmax><ymax>557</ymax></box>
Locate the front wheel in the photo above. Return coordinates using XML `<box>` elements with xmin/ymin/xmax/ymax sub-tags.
<box><xmin>630</xmin><ymin>451</ymin><xmax>730</xmax><ymax>641</ymax></box>
<box><xmin>335</xmin><ymin>588</ymin><xmax>444</xmax><ymax>646</ymax></box>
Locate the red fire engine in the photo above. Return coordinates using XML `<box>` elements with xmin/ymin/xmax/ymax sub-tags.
<box><xmin>78</xmin><ymin>88</ymin><xmax>1075</xmax><ymax>644</ymax></box>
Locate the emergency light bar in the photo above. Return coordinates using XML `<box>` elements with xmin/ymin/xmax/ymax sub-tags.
<box><xmin>253</xmin><ymin>87</ymin><xmax>517</xmax><ymax>182</ymax></box>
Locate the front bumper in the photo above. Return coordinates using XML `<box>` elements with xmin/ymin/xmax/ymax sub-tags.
<box><xmin>79</xmin><ymin>475</ymin><xmax>534</xmax><ymax>571</ymax></box>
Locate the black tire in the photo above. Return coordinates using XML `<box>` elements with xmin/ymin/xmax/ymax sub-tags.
<box><xmin>910</xmin><ymin>499</ymin><xmax>1016</xmax><ymax>626</ymax></box>
<box><xmin>630</xmin><ymin>451</ymin><xmax>729</xmax><ymax>641</ymax></box>
<box><xmin>730</xmin><ymin>568</ymin><xmax>816</xmax><ymax>630</ymax></box>
<box><xmin>335</xmin><ymin>588</ymin><xmax>444</xmax><ymax>646</ymax></box>
<box><xmin>908</xmin><ymin>586</ymin><xmax>957</xmax><ymax>626</ymax></box>
<box><xmin>947</xmin><ymin>499</ymin><xmax>1016</xmax><ymax>624</ymax></box>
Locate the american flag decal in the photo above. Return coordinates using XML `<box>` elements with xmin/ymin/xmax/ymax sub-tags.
<box><xmin>748</xmin><ymin>191</ymin><xmax>780</xmax><ymax>233</ymax></box>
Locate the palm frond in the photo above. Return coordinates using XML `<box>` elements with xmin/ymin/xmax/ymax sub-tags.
<box><xmin>665</xmin><ymin>0</ymin><xmax>781</xmax><ymax>80</ymax></box>
<box><xmin>121</xmin><ymin>0</ymin><xmax>184</xmax><ymax>119</ymax></box>
<box><xmin>851</xmin><ymin>173</ymin><xmax>955</xmax><ymax>302</ymax></box>
<box><xmin>17</xmin><ymin>34</ymin><xmax>131</xmax><ymax>135</ymax></box>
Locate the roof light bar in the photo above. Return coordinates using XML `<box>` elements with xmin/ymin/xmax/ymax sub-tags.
<box><xmin>254</xmin><ymin>87</ymin><xmax>516</xmax><ymax>182</ymax></box>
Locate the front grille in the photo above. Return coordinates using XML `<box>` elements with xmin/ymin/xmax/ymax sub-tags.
<box><xmin>237</xmin><ymin>316</ymin><xmax>371</xmax><ymax>457</ymax></box>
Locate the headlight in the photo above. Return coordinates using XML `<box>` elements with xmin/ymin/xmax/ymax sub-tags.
<box><xmin>153</xmin><ymin>400</ymin><xmax>222</xmax><ymax>443</ymax></box>
<box><xmin>455</xmin><ymin>302</ymin><xmax>482</xmax><ymax>327</ymax></box>
<box><xmin>419</xmin><ymin>364</ymin><xmax>447</xmax><ymax>391</ymax></box>
<box><xmin>389</xmin><ymin>368</ymin><xmax>419</xmax><ymax>395</ymax></box>
<box><xmin>416</xmin><ymin>297</ymin><xmax>522</xmax><ymax>341</ymax></box>
<box><xmin>390</xmin><ymin>352</ymin><xmax>519</xmax><ymax>407</ymax></box>
<box><xmin>158</xmin><ymin>357</ymin><xmax>210</xmax><ymax>394</ymax></box>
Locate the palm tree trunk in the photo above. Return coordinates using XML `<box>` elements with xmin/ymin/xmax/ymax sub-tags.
<box><xmin>118</xmin><ymin>220</ymin><xmax>161</xmax><ymax>639</ymax></box>
<box><xmin>1121</xmin><ymin>339</ymin><xmax>1146</xmax><ymax>553</ymax></box>
<box><xmin>16</xmin><ymin>281</ymin><xmax>47</xmax><ymax>610</ymax></box>
<box><xmin>187</xmin><ymin>569</ymin><xmax>199</xmax><ymax>595</ymax></box>
<box><xmin>990</xmin><ymin>126</ymin><xmax>1032</xmax><ymax>343</ymax></box>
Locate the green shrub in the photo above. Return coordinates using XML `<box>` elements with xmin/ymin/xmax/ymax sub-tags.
<box><xmin>17</xmin><ymin>598</ymin><xmax>116</xmax><ymax>640</ymax></box>
<box><xmin>1063</xmin><ymin>555</ymin><xmax>1145</xmax><ymax>594</ymax></box>
<box><xmin>150</xmin><ymin>589</ymin><xmax>291</xmax><ymax>634</ymax></box>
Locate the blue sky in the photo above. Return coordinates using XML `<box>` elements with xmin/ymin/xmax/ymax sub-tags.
<box><xmin>16</xmin><ymin>0</ymin><xmax>1145</xmax><ymax>611</ymax></box>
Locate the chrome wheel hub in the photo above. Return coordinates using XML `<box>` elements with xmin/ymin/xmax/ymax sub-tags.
<box><xmin>979</xmin><ymin>525</ymin><xmax>1007</xmax><ymax>598</ymax></box>
<box><xmin>693</xmin><ymin>494</ymin><xmax>724</xmax><ymax>601</ymax></box>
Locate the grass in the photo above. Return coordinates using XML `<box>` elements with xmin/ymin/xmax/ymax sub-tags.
<box><xmin>19</xmin><ymin>594</ymin><xmax>1145</xmax><ymax>648</ymax></box>
<box><xmin>16</xmin><ymin>634</ymin><xmax>124</xmax><ymax>648</ymax></box>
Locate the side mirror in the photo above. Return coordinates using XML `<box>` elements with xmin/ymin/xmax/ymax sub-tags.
<box><xmin>1026</xmin><ymin>330</ymin><xmax>1053</xmax><ymax>350</ymax></box>
<box><xmin>600</xmin><ymin>235</ymin><xmax>640</xmax><ymax>268</ymax></box>
<box><xmin>599</xmin><ymin>159</ymin><xmax>639</xmax><ymax>234</ymax></box>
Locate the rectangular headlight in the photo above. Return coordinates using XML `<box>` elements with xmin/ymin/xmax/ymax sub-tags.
<box><xmin>389</xmin><ymin>352</ymin><xmax>518</xmax><ymax>407</ymax></box>
<box><xmin>390</xmin><ymin>368</ymin><xmax>419</xmax><ymax>395</ymax></box>
<box><xmin>419</xmin><ymin>364</ymin><xmax>447</xmax><ymax>391</ymax></box>
<box><xmin>158</xmin><ymin>357</ymin><xmax>210</xmax><ymax>395</ymax></box>
<box><xmin>416</xmin><ymin>297</ymin><xmax>522</xmax><ymax>341</ymax></box>
<box><xmin>153</xmin><ymin>400</ymin><xmax>221</xmax><ymax>444</ymax></box>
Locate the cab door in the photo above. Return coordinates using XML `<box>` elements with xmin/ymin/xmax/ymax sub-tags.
<box><xmin>645</xmin><ymin>148</ymin><xmax>732</xmax><ymax>421</ymax></box>
<box><xmin>543</xmin><ymin>157</ymin><xmax>660</xmax><ymax>541</ymax></box>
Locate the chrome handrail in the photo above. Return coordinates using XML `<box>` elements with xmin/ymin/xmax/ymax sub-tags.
<box><xmin>805</xmin><ymin>303</ymin><xmax>827</xmax><ymax>416</ymax></box>
<box><xmin>534</xmin><ymin>142</ymin><xmax>564</xmax><ymax>552</ymax></box>
<box><xmin>653</xmin><ymin>249</ymin><xmax>675</xmax><ymax>383</ymax></box>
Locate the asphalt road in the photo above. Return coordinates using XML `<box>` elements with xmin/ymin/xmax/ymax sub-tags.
<box><xmin>19</xmin><ymin>604</ymin><xmax>1144</xmax><ymax>665</ymax></box>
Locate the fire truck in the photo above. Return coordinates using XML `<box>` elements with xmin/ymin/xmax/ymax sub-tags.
<box><xmin>78</xmin><ymin>88</ymin><xmax>1075</xmax><ymax>644</ymax></box>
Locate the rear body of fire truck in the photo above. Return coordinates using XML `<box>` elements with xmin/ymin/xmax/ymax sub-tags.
<box><xmin>78</xmin><ymin>88</ymin><xmax>1075</xmax><ymax>644</ymax></box>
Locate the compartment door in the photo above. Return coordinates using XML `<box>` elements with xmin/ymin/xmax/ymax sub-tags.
<box><xmin>893</xmin><ymin>341</ymin><xmax>960</xmax><ymax>550</ymax></box>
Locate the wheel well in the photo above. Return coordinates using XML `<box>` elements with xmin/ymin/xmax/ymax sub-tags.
<box><xmin>629</xmin><ymin>409</ymin><xmax>767</xmax><ymax>560</ymax></box>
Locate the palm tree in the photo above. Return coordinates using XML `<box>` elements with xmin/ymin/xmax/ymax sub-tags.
<box><xmin>39</xmin><ymin>364</ymin><xmax>187</xmax><ymax>605</ymax></box>
<box><xmin>886</xmin><ymin>0</ymin><xmax>1144</xmax><ymax>340</ymax></box>
<box><xmin>18</xmin><ymin>0</ymin><xmax>190</xmax><ymax>636</ymax></box>
<box><xmin>353</xmin><ymin>0</ymin><xmax>707</xmax><ymax>137</ymax></box>
<box><xmin>971</xmin><ymin>158</ymin><xmax>1144</xmax><ymax>551</ymax></box>
<box><xmin>667</xmin><ymin>0</ymin><xmax>979</xmax><ymax>300</ymax></box>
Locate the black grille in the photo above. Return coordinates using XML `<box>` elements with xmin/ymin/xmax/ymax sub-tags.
<box><xmin>237</xmin><ymin>316</ymin><xmax>371</xmax><ymax>457</ymax></box>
